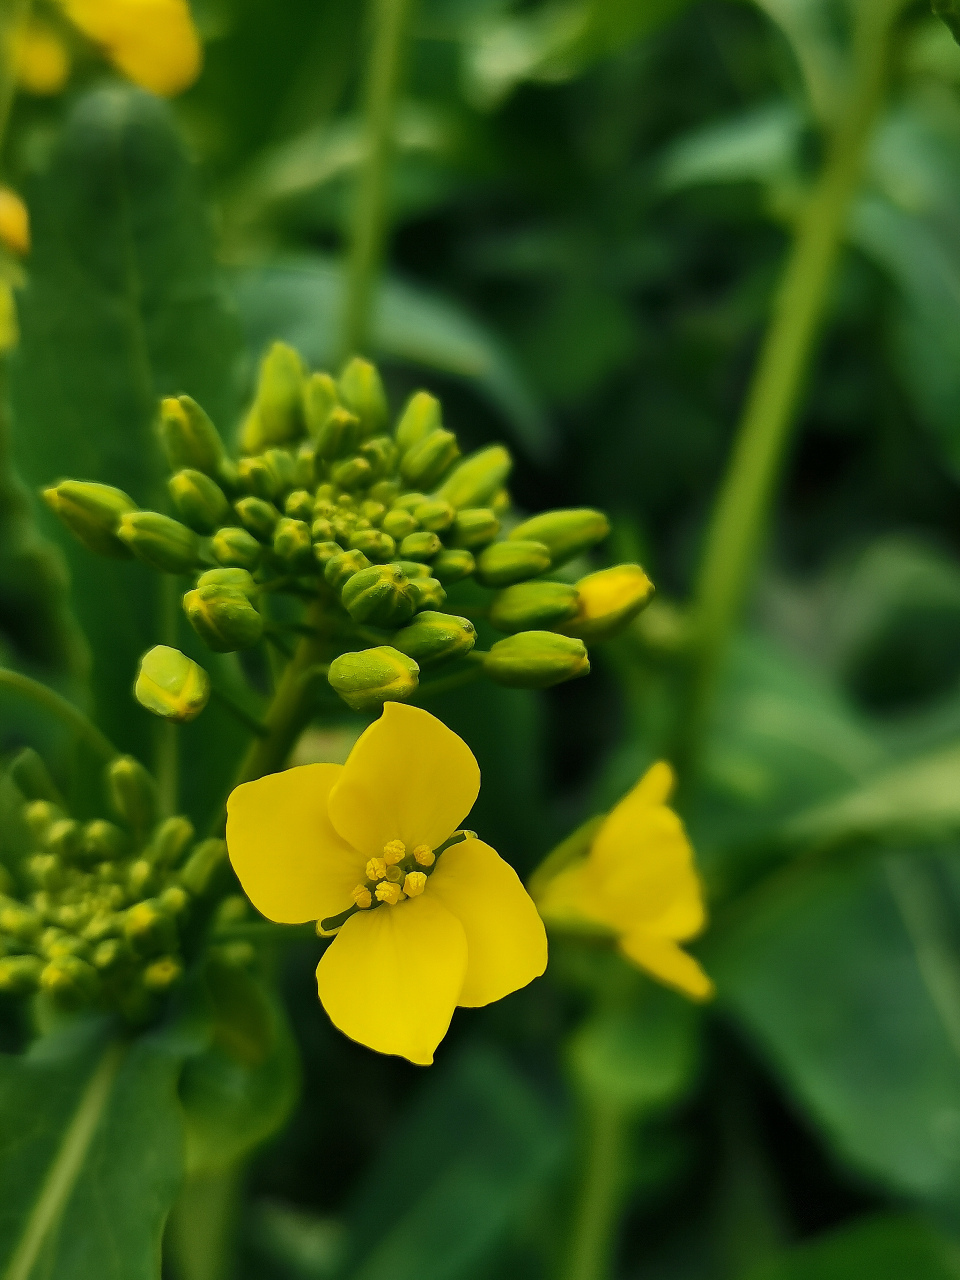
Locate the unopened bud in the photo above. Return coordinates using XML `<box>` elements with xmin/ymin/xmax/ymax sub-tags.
<box><xmin>81</xmin><ymin>819</ymin><xmax>128</xmax><ymax>862</ymax></box>
<box><xmin>285</xmin><ymin>489</ymin><xmax>314</xmax><ymax>521</ymax></box>
<box><xmin>44</xmin><ymin>818</ymin><xmax>82</xmax><ymax>860</ymax></box>
<box><xmin>382</xmin><ymin>508</ymin><xmax>418</xmax><ymax>540</ymax></box>
<box><xmin>324</xmin><ymin>548</ymin><xmax>370</xmax><ymax>591</ymax></box>
<box><xmin>510</xmin><ymin>508</ymin><xmax>609</xmax><ymax>567</ymax></box>
<box><xmin>262</xmin><ymin>447</ymin><xmax>296</xmax><ymax>493</ymax></box>
<box><xmin>476</xmin><ymin>539</ymin><xmax>551</xmax><ymax>587</ymax></box>
<box><xmin>179</xmin><ymin>837</ymin><xmax>227</xmax><ymax>895</ymax></box>
<box><xmin>341</xmin><ymin>565</ymin><xmax>417</xmax><ymax>628</ymax></box>
<box><xmin>40</xmin><ymin>955</ymin><xmax>98</xmax><ymax>1006</ymax></box>
<box><xmin>328</xmin><ymin>646</ymin><xmax>419</xmax><ymax>712</ymax></box>
<box><xmin>400</xmin><ymin>429</ymin><xmax>459</xmax><ymax>489</ymax></box>
<box><xmin>0</xmin><ymin>188</ymin><xmax>29</xmax><ymax>256</ymax></box>
<box><xmin>158</xmin><ymin>885</ymin><xmax>189</xmax><ymax>915</ymax></box>
<box><xmin>124</xmin><ymin>899</ymin><xmax>177</xmax><ymax>955</ymax></box>
<box><xmin>210</xmin><ymin>526</ymin><xmax>262</xmax><ymax>570</ymax></box>
<box><xmin>107</xmin><ymin>755</ymin><xmax>158</xmax><ymax>835</ymax></box>
<box><xmin>303</xmin><ymin>371</ymin><xmax>340</xmax><ymax>437</ymax></box>
<box><xmin>316</xmin><ymin>406</ymin><xmax>361</xmax><ymax>461</ymax></box>
<box><xmin>399</xmin><ymin>531</ymin><xmax>441</xmax><ymax>562</ymax></box>
<box><xmin>135</xmin><ymin>645</ymin><xmax>210</xmax><ymax>723</ymax></box>
<box><xmin>338</xmin><ymin>357</ymin><xmax>388</xmax><ymax>438</ymax></box>
<box><xmin>273</xmin><ymin>517</ymin><xmax>313</xmax><ymax>569</ymax></box>
<box><xmin>117</xmin><ymin>511</ymin><xmax>199</xmax><ymax>573</ymax></box>
<box><xmin>396</xmin><ymin>559</ymin><xmax>430</xmax><ymax>579</ymax></box>
<box><xmin>395</xmin><ymin>390</ymin><xmax>441</xmax><ymax>452</ymax></box>
<box><xmin>0</xmin><ymin>954</ymin><xmax>42</xmax><ymax>994</ymax></box>
<box><xmin>391</xmin><ymin>611</ymin><xmax>476</xmax><ymax>665</ymax></box>
<box><xmin>235</xmin><ymin>495</ymin><xmax>281</xmax><ymax>541</ymax></box>
<box><xmin>294</xmin><ymin>442</ymin><xmax>317</xmax><ymax>488</ymax></box>
<box><xmin>557</xmin><ymin>564</ymin><xmax>654</xmax><ymax>641</ymax></box>
<box><xmin>450</xmin><ymin>507</ymin><xmax>499</xmax><ymax>549</ymax></box>
<box><xmin>436</xmin><ymin>445</ymin><xmax>512</xmax><ymax>509</ymax></box>
<box><xmin>143</xmin><ymin>955</ymin><xmax>183</xmax><ymax>991</ymax></box>
<box><xmin>313</xmin><ymin>540</ymin><xmax>343</xmax><ymax>570</ymax></box>
<box><xmin>349</xmin><ymin>529</ymin><xmax>396</xmax><ymax>562</ymax></box>
<box><xmin>92</xmin><ymin>939</ymin><xmax>124</xmax><ymax>970</ymax></box>
<box><xmin>241</xmin><ymin>341</ymin><xmax>306</xmax><ymax>452</ymax></box>
<box><xmin>8</xmin><ymin>748</ymin><xmax>59</xmax><ymax>803</ymax></box>
<box><xmin>27</xmin><ymin>853</ymin><xmax>61</xmax><ymax>889</ymax></box>
<box><xmin>331</xmin><ymin>455</ymin><xmax>373</xmax><ymax>490</ymax></box>
<box><xmin>236</xmin><ymin>455</ymin><xmax>279</xmax><ymax>500</ymax></box>
<box><xmin>413</xmin><ymin>499</ymin><xmax>455</xmax><ymax>532</ymax></box>
<box><xmin>197</xmin><ymin>567</ymin><xmax>258</xmax><ymax>600</ymax></box>
<box><xmin>159</xmin><ymin>396</ymin><xmax>225</xmax><ymax>477</ymax></box>
<box><xmin>184</xmin><ymin>585</ymin><xmax>263</xmax><ymax>653</ymax></box>
<box><xmin>0</xmin><ymin>901</ymin><xmax>40</xmax><ymax>941</ymax></box>
<box><xmin>432</xmin><ymin>549</ymin><xmax>475</xmax><ymax>584</ymax></box>
<box><xmin>128</xmin><ymin>859</ymin><xmax>155</xmax><ymax>897</ymax></box>
<box><xmin>168</xmin><ymin>469</ymin><xmax>229</xmax><ymax>533</ymax></box>
<box><xmin>409</xmin><ymin>577</ymin><xmax>446</xmax><ymax>611</ymax></box>
<box><xmin>483</xmin><ymin>631</ymin><xmax>590</xmax><ymax>688</ymax></box>
<box><xmin>489</xmin><ymin>581</ymin><xmax>580</xmax><ymax>633</ymax></box>
<box><xmin>359</xmin><ymin>436</ymin><xmax>397</xmax><ymax>481</ymax></box>
<box><xmin>23</xmin><ymin>799</ymin><xmax>64</xmax><ymax>840</ymax></box>
<box><xmin>43</xmin><ymin>480</ymin><xmax>137</xmax><ymax>558</ymax></box>
<box><xmin>147</xmin><ymin>816</ymin><xmax>195</xmax><ymax>867</ymax></box>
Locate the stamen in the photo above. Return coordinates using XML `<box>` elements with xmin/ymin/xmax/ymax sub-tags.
<box><xmin>413</xmin><ymin>844</ymin><xmax>435</xmax><ymax>866</ymax></box>
<box><xmin>352</xmin><ymin>885</ymin><xmax>373</xmax><ymax>909</ymax></box>
<box><xmin>383</xmin><ymin>839</ymin><xmax>406</xmax><ymax>865</ymax></box>
<box><xmin>365</xmin><ymin>857</ymin><xmax>387</xmax><ymax>881</ymax></box>
<box><xmin>375</xmin><ymin>881</ymin><xmax>402</xmax><ymax>905</ymax></box>
<box><xmin>403</xmin><ymin>872</ymin><xmax>426</xmax><ymax>897</ymax></box>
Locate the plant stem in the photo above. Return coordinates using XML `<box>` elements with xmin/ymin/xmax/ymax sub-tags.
<box><xmin>561</xmin><ymin>1103</ymin><xmax>629</xmax><ymax>1280</ymax></box>
<box><xmin>0</xmin><ymin>667</ymin><xmax>118</xmax><ymax>761</ymax></box>
<box><xmin>166</xmin><ymin>1167</ymin><xmax>242</xmax><ymax>1280</ymax></box>
<box><xmin>680</xmin><ymin>5</ymin><xmax>898</xmax><ymax>773</ymax></box>
<box><xmin>339</xmin><ymin>0</ymin><xmax>416</xmax><ymax>359</ymax></box>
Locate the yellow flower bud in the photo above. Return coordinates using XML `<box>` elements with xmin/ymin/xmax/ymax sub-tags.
<box><xmin>40</xmin><ymin>954</ymin><xmax>98</xmax><ymax>1007</ymax></box>
<box><xmin>483</xmin><ymin>631</ymin><xmax>590</xmax><ymax>689</ymax></box>
<box><xmin>81</xmin><ymin>819</ymin><xmax>128</xmax><ymax>862</ymax></box>
<box><xmin>509</xmin><ymin>508</ymin><xmax>609</xmax><ymax>567</ymax></box>
<box><xmin>168</xmin><ymin>468</ymin><xmax>230</xmax><ymax>533</ymax></box>
<box><xmin>331</xmin><ymin>455</ymin><xmax>373</xmax><ymax>490</ymax></box>
<box><xmin>403</xmin><ymin>871</ymin><xmax>427</xmax><ymax>897</ymax></box>
<box><xmin>158</xmin><ymin>396</ymin><xmax>225</xmax><ymax>477</ymax></box>
<box><xmin>210</xmin><ymin>526</ymin><xmax>261</xmax><ymax>570</ymax></box>
<box><xmin>382</xmin><ymin>507</ymin><xmax>419</xmax><ymax>540</ymax></box>
<box><xmin>436</xmin><ymin>445</ymin><xmax>512</xmax><ymax>509</ymax></box>
<box><xmin>327</xmin><ymin>645</ymin><xmax>419</xmax><ymax>712</ymax></box>
<box><xmin>236</xmin><ymin>455</ymin><xmax>279</xmax><ymax>501</ymax></box>
<box><xmin>285</xmin><ymin>489</ymin><xmax>314</xmax><ymax>521</ymax></box>
<box><xmin>348</xmin><ymin>528</ymin><xmax>396</xmax><ymax>562</ymax></box>
<box><xmin>315</xmin><ymin>405</ymin><xmax>361</xmax><ymax>461</ymax></box>
<box><xmin>43</xmin><ymin>480</ymin><xmax>138</xmax><ymax>558</ymax></box>
<box><xmin>148</xmin><ymin>816</ymin><xmax>195</xmax><ymax>867</ymax></box>
<box><xmin>339</xmin><ymin>357</ymin><xmax>388</xmax><ymax>438</ymax></box>
<box><xmin>341</xmin><ymin>564</ymin><xmax>417</xmax><ymax>628</ymax></box>
<box><xmin>413</xmin><ymin>499</ymin><xmax>455</xmax><ymax>532</ymax></box>
<box><xmin>400</xmin><ymin>429</ymin><xmax>460</xmax><ymax>489</ymax></box>
<box><xmin>476</xmin><ymin>539</ymin><xmax>552</xmax><ymax>587</ymax></box>
<box><xmin>409</xmin><ymin>577</ymin><xmax>446</xmax><ymax>612</ymax></box>
<box><xmin>184</xmin><ymin>584</ymin><xmax>263</xmax><ymax>653</ymax></box>
<box><xmin>135</xmin><ymin>644</ymin><xmax>210</xmax><ymax>723</ymax></box>
<box><xmin>395</xmin><ymin>390</ymin><xmax>441</xmax><ymax>452</ymax></box>
<box><xmin>142</xmin><ymin>955</ymin><xmax>183</xmax><ymax>990</ymax></box>
<box><xmin>489</xmin><ymin>581</ymin><xmax>580</xmax><ymax>633</ymax></box>
<box><xmin>0</xmin><ymin>187</ymin><xmax>29</xmax><ymax>255</ymax></box>
<box><xmin>556</xmin><ymin>564</ymin><xmax>655</xmax><ymax>642</ymax></box>
<box><xmin>375</xmin><ymin>881</ymin><xmax>402</xmax><ymax>905</ymax></box>
<box><xmin>117</xmin><ymin>511</ymin><xmax>200</xmax><ymax>573</ymax></box>
<box><xmin>391</xmin><ymin>610</ymin><xmax>476</xmax><ymax>666</ymax></box>
<box><xmin>124</xmin><ymin>899</ymin><xmax>177</xmax><ymax>954</ymax></box>
<box><xmin>197</xmin><ymin>567</ymin><xmax>258</xmax><ymax>600</ymax></box>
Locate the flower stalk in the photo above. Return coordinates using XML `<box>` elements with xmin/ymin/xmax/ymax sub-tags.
<box><xmin>561</xmin><ymin>1102</ymin><xmax>630</xmax><ymax>1280</ymax></box>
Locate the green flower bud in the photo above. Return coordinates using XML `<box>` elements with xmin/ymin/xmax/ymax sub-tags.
<box><xmin>197</xmin><ymin>567</ymin><xmax>258</xmax><ymax>600</ymax></box>
<box><xmin>273</xmin><ymin>517</ymin><xmax>313</xmax><ymax>570</ymax></box>
<box><xmin>395</xmin><ymin>390</ymin><xmax>441</xmax><ymax>452</ymax></box>
<box><xmin>41</xmin><ymin>927</ymin><xmax>88</xmax><ymax>961</ymax></box>
<box><xmin>327</xmin><ymin>646</ymin><xmax>419</xmax><ymax>712</ymax></box>
<box><xmin>391</xmin><ymin>611</ymin><xmax>476</xmax><ymax>665</ymax></box>
<box><xmin>303</xmin><ymin>371</ymin><xmax>339</xmax><ymax>437</ymax></box>
<box><xmin>124</xmin><ymin>898</ymin><xmax>177</xmax><ymax>955</ymax></box>
<box><xmin>509</xmin><ymin>508</ymin><xmax>609</xmax><ymax>566</ymax></box>
<box><xmin>91</xmin><ymin>938</ymin><xmax>125</xmax><ymax>970</ymax></box>
<box><xmin>330</xmin><ymin>455</ymin><xmax>373</xmax><ymax>490</ymax></box>
<box><xmin>158</xmin><ymin>396</ymin><xmax>225</xmax><ymax>477</ymax></box>
<box><xmin>360</xmin><ymin>499</ymin><xmax>386</xmax><ymax>525</ymax></box>
<box><xmin>262</xmin><ymin>447</ymin><xmax>297</xmax><ymax>493</ymax></box>
<box><xmin>143</xmin><ymin>955</ymin><xmax>183</xmax><ymax>991</ymax></box>
<box><xmin>313</xmin><ymin>540</ymin><xmax>342</xmax><ymax>570</ymax></box>
<box><xmin>27</xmin><ymin>852</ymin><xmax>62</xmax><ymax>888</ymax></box>
<box><xmin>135</xmin><ymin>645</ymin><xmax>210</xmax><ymax>723</ymax></box>
<box><xmin>179</xmin><ymin>837</ymin><xmax>227</xmax><ymax>895</ymax></box>
<box><xmin>44</xmin><ymin>817</ymin><xmax>82</xmax><ymax>860</ymax></box>
<box><xmin>450</xmin><ymin>507</ymin><xmax>499</xmax><ymax>549</ymax></box>
<box><xmin>393</xmin><ymin>491</ymin><xmax>427</xmax><ymax>512</ymax></box>
<box><xmin>117</xmin><ymin>512</ymin><xmax>200</xmax><ymax>574</ymax></box>
<box><xmin>400</xmin><ymin>429</ymin><xmax>459</xmax><ymax>489</ymax></box>
<box><xmin>341</xmin><ymin>564</ymin><xmax>417</xmax><ymax>628</ymax></box>
<box><xmin>399</xmin><ymin>531</ymin><xmax>441</xmax><ymax>562</ymax></box>
<box><xmin>40</xmin><ymin>954</ymin><xmax>99</xmax><ymax>1007</ymax></box>
<box><xmin>42</xmin><ymin>480</ymin><xmax>138</xmax><ymax>558</ymax></box>
<box><xmin>348</xmin><ymin>528</ymin><xmax>396</xmax><ymax>562</ymax></box>
<box><xmin>0</xmin><ymin>954</ymin><xmax>43</xmax><ymax>994</ymax></box>
<box><xmin>241</xmin><ymin>341</ymin><xmax>306</xmax><ymax>452</ymax></box>
<box><xmin>168</xmin><ymin>469</ymin><xmax>230</xmax><ymax>533</ymax></box>
<box><xmin>339</xmin><ymin>357</ymin><xmax>388</xmax><ymax>438</ymax></box>
<box><xmin>359</xmin><ymin>435</ymin><xmax>397</xmax><ymax>480</ymax></box>
<box><xmin>210</xmin><ymin>526</ymin><xmax>261</xmax><ymax>570</ymax></box>
<box><xmin>432</xmin><ymin>549</ymin><xmax>475</xmax><ymax>584</ymax></box>
<box><xmin>324</xmin><ymin>549</ymin><xmax>370</xmax><ymax>591</ymax></box>
<box><xmin>293</xmin><ymin>441</ymin><xmax>317</xmax><ymax>489</ymax></box>
<box><xmin>158</xmin><ymin>885</ymin><xmax>189</xmax><ymax>916</ymax></box>
<box><xmin>236</xmin><ymin>455</ymin><xmax>279</xmax><ymax>500</ymax></box>
<box><xmin>409</xmin><ymin>577</ymin><xmax>446</xmax><ymax>611</ymax></box>
<box><xmin>315</xmin><ymin>406</ymin><xmax>361</xmax><ymax>461</ymax></box>
<box><xmin>23</xmin><ymin>799</ymin><xmax>64</xmax><ymax>840</ymax></box>
<box><xmin>414</xmin><ymin>499</ymin><xmax>455</xmax><ymax>532</ymax></box>
<box><xmin>396</xmin><ymin>559</ymin><xmax>430</xmax><ymax>578</ymax></box>
<box><xmin>145</xmin><ymin>816</ymin><xmax>195</xmax><ymax>870</ymax></box>
<box><xmin>436</xmin><ymin>445</ymin><xmax>512</xmax><ymax>509</ymax></box>
<box><xmin>489</xmin><ymin>581</ymin><xmax>580</xmax><ymax>633</ymax></box>
<box><xmin>556</xmin><ymin>564</ymin><xmax>654</xmax><ymax>641</ymax></box>
<box><xmin>108</xmin><ymin>755</ymin><xmax>158</xmax><ymax>835</ymax></box>
<box><xmin>235</xmin><ymin>496</ymin><xmax>281</xmax><ymax>542</ymax></box>
<box><xmin>128</xmin><ymin>859</ymin><xmax>155</xmax><ymax>897</ymax></box>
<box><xmin>82</xmin><ymin>819</ymin><xmax>128</xmax><ymax>862</ymax></box>
<box><xmin>382</xmin><ymin>508</ymin><xmax>418</xmax><ymax>540</ymax></box>
<box><xmin>184</xmin><ymin>585</ymin><xmax>264</xmax><ymax>653</ymax></box>
<box><xmin>476</xmin><ymin>539</ymin><xmax>551</xmax><ymax>587</ymax></box>
<box><xmin>285</xmin><ymin>489</ymin><xmax>314</xmax><ymax>521</ymax></box>
<box><xmin>0</xmin><ymin>900</ymin><xmax>41</xmax><ymax>941</ymax></box>
<box><xmin>8</xmin><ymin>748</ymin><xmax>60</xmax><ymax>803</ymax></box>
<box><xmin>483</xmin><ymin>631</ymin><xmax>590</xmax><ymax>689</ymax></box>
<box><xmin>369</xmin><ymin>479</ymin><xmax>399</xmax><ymax>505</ymax></box>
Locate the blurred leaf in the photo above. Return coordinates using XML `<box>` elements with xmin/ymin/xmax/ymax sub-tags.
<box><xmin>933</xmin><ymin>0</ymin><xmax>960</xmax><ymax>46</ymax></box>
<box><xmin>10</xmin><ymin>87</ymin><xmax>243</xmax><ymax>761</ymax></box>
<box><xmin>232</xmin><ymin>257</ymin><xmax>551</xmax><ymax>461</ymax></box>
<box><xmin>334</xmin><ymin>1044</ymin><xmax>565</xmax><ymax>1280</ymax></box>
<box><xmin>658</xmin><ymin>102</ymin><xmax>804</xmax><ymax>194</ymax></box>
<box><xmin>0</xmin><ymin>1018</ymin><xmax>185</xmax><ymax>1280</ymax></box>
<box><xmin>751</xmin><ymin>0</ymin><xmax>848</xmax><ymax>122</ymax></box>
<box><xmin>744</xmin><ymin>1213</ymin><xmax>960</xmax><ymax>1279</ymax></box>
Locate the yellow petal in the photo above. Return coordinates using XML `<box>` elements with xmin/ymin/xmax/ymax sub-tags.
<box><xmin>327</xmin><ymin>703</ymin><xmax>480</xmax><ymax>858</ymax></box>
<box><xmin>633</xmin><ymin>761</ymin><xmax>675</xmax><ymax>806</ymax></box>
<box><xmin>428</xmin><ymin>838</ymin><xmax>547</xmax><ymax>1007</ymax></box>
<box><xmin>316</xmin><ymin>894</ymin><xmax>467</xmax><ymax>1064</ymax></box>
<box><xmin>60</xmin><ymin>0</ymin><xmax>202</xmax><ymax>96</ymax></box>
<box><xmin>619</xmin><ymin>930</ymin><xmax>714</xmax><ymax>1001</ymax></box>
<box><xmin>226</xmin><ymin>764</ymin><xmax>362</xmax><ymax>925</ymax></box>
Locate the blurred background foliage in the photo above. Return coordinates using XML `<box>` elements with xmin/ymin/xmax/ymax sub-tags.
<box><xmin>8</xmin><ymin>0</ymin><xmax>960</xmax><ymax>1279</ymax></box>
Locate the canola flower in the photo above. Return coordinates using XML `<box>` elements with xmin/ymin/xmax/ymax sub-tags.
<box><xmin>536</xmin><ymin>762</ymin><xmax>714</xmax><ymax>1000</ymax></box>
<box><xmin>227</xmin><ymin>703</ymin><xmax>548</xmax><ymax>1065</ymax></box>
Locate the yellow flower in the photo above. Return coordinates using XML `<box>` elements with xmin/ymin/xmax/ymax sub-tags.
<box><xmin>536</xmin><ymin>762</ymin><xmax>714</xmax><ymax>1001</ymax></box>
<box><xmin>226</xmin><ymin>703</ymin><xmax>548</xmax><ymax>1065</ymax></box>
<box><xmin>55</xmin><ymin>0</ymin><xmax>201</xmax><ymax>97</ymax></box>
<box><xmin>0</xmin><ymin>188</ymin><xmax>29</xmax><ymax>256</ymax></box>
<box><xmin>13</xmin><ymin>19</ymin><xmax>70</xmax><ymax>96</ymax></box>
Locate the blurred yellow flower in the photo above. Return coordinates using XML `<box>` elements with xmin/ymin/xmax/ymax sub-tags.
<box><xmin>227</xmin><ymin>703</ymin><xmax>548</xmax><ymax>1065</ymax></box>
<box><xmin>13</xmin><ymin>19</ymin><xmax>70</xmax><ymax>95</ymax></box>
<box><xmin>0</xmin><ymin>187</ymin><xmax>29</xmax><ymax>256</ymax></box>
<box><xmin>536</xmin><ymin>762</ymin><xmax>714</xmax><ymax>1001</ymax></box>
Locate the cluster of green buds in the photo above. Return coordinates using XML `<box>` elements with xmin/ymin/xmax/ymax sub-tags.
<box><xmin>0</xmin><ymin>749</ymin><xmax>227</xmax><ymax>1020</ymax></box>
<box><xmin>43</xmin><ymin>344</ymin><xmax>655</xmax><ymax>712</ymax></box>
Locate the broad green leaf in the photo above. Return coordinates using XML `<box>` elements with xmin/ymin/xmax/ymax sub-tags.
<box><xmin>10</xmin><ymin>87</ymin><xmax>243</xmax><ymax>761</ymax></box>
<box><xmin>745</xmin><ymin>1213</ymin><xmax>960</xmax><ymax>1280</ymax></box>
<box><xmin>0</xmin><ymin>1019</ymin><xmax>186</xmax><ymax>1280</ymax></box>
<box><xmin>658</xmin><ymin>103</ymin><xmax>804</xmax><ymax>194</ymax></box>
<box><xmin>231</xmin><ymin>256</ymin><xmax>551</xmax><ymax>461</ymax></box>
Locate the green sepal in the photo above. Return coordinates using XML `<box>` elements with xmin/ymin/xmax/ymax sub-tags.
<box><xmin>341</xmin><ymin>564</ymin><xmax>417</xmax><ymax>628</ymax></box>
<box><xmin>327</xmin><ymin>645</ymin><xmax>419</xmax><ymax>711</ymax></box>
<box><xmin>183</xmin><ymin>585</ymin><xmax>264</xmax><ymax>653</ymax></box>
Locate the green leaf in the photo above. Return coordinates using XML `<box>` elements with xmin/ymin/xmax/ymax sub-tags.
<box><xmin>751</xmin><ymin>0</ymin><xmax>849</xmax><ymax>123</ymax></box>
<box><xmin>933</xmin><ymin>0</ymin><xmax>960</xmax><ymax>47</ymax></box>
<box><xmin>657</xmin><ymin>102</ymin><xmax>805</xmax><ymax>194</ymax></box>
<box><xmin>232</xmin><ymin>257</ymin><xmax>551</xmax><ymax>462</ymax></box>
<box><xmin>10</xmin><ymin>87</ymin><xmax>243</xmax><ymax>761</ymax></box>
<box><xmin>745</xmin><ymin>1213</ymin><xmax>960</xmax><ymax>1280</ymax></box>
<box><xmin>0</xmin><ymin>1019</ymin><xmax>186</xmax><ymax>1280</ymax></box>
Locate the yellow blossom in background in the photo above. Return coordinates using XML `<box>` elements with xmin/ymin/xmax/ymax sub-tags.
<box><xmin>13</xmin><ymin>19</ymin><xmax>70</xmax><ymax>95</ymax></box>
<box><xmin>0</xmin><ymin>188</ymin><xmax>29</xmax><ymax>257</ymax></box>
<box><xmin>226</xmin><ymin>703</ymin><xmax>548</xmax><ymax>1065</ymax></box>
<box><xmin>60</xmin><ymin>0</ymin><xmax>202</xmax><ymax>96</ymax></box>
<box><xmin>536</xmin><ymin>762</ymin><xmax>714</xmax><ymax>1000</ymax></box>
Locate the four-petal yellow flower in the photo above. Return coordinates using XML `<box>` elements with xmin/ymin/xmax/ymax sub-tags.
<box><xmin>536</xmin><ymin>762</ymin><xmax>713</xmax><ymax>1000</ymax></box>
<box><xmin>227</xmin><ymin>704</ymin><xmax>548</xmax><ymax>1065</ymax></box>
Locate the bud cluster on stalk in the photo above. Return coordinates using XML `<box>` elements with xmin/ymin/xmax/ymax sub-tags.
<box><xmin>43</xmin><ymin>344</ymin><xmax>655</xmax><ymax>712</ymax></box>
<box><xmin>0</xmin><ymin>749</ymin><xmax>229</xmax><ymax>1020</ymax></box>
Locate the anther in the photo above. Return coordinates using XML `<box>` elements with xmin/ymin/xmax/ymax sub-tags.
<box><xmin>413</xmin><ymin>844</ymin><xmax>435</xmax><ymax>866</ymax></box>
<box><xmin>352</xmin><ymin>885</ymin><xmax>373</xmax><ymax>909</ymax></box>
<box><xmin>375</xmin><ymin>881</ymin><xmax>402</xmax><ymax>905</ymax></box>
<box><xmin>382</xmin><ymin>839</ymin><xmax>405</xmax><ymax>865</ymax></box>
<box><xmin>403</xmin><ymin>872</ymin><xmax>427</xmax><ymax>897</ymax></box>
<box><xmin>365</xmin><ymin>857</ymin><xmax>387</xmax><ymax>881</ymax></box>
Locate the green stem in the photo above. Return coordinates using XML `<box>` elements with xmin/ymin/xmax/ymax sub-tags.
<box><xmin>166</xmin><ymin>1166</ymin><xmax>242</xmax><ymax>1280</ymax></box>
<box><xmin>680</xmin><ymin>5</ymin><xmax>899</xmax><ymax>772</ymax></box>
<box><xmin>561</xmin><ymin>1103</ymin><xmax>630</xmax><ymax>1280</ymax></box>
<box><xmin>340</xmin><ymin>0</ymin><xmax>416</xmax><ymax>359</ymax></box>
<box><xmin>0</xmin><ymin>667</ymin><xmax>118</xmax><ymax>761</ymax></box>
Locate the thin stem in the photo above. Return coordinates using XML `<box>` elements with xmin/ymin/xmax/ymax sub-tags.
<box><xmin>339</xmin><ymin>0</ymin><xmax>416</xmax><ymax>359</ymax></box>
<box><xmin>679</xmin><ymin>6</ymin><xmax>899</xmax><ymax>773</ymax></box>
<box><xmin>0</xmin><ymin>667</ymin><xmax>118</xmax><ymax>761</ymax></box>
<box><xmin>561</xmin><ymin>1103</ymin><xmax>629</xmax><ymax>1280</ymax></box>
